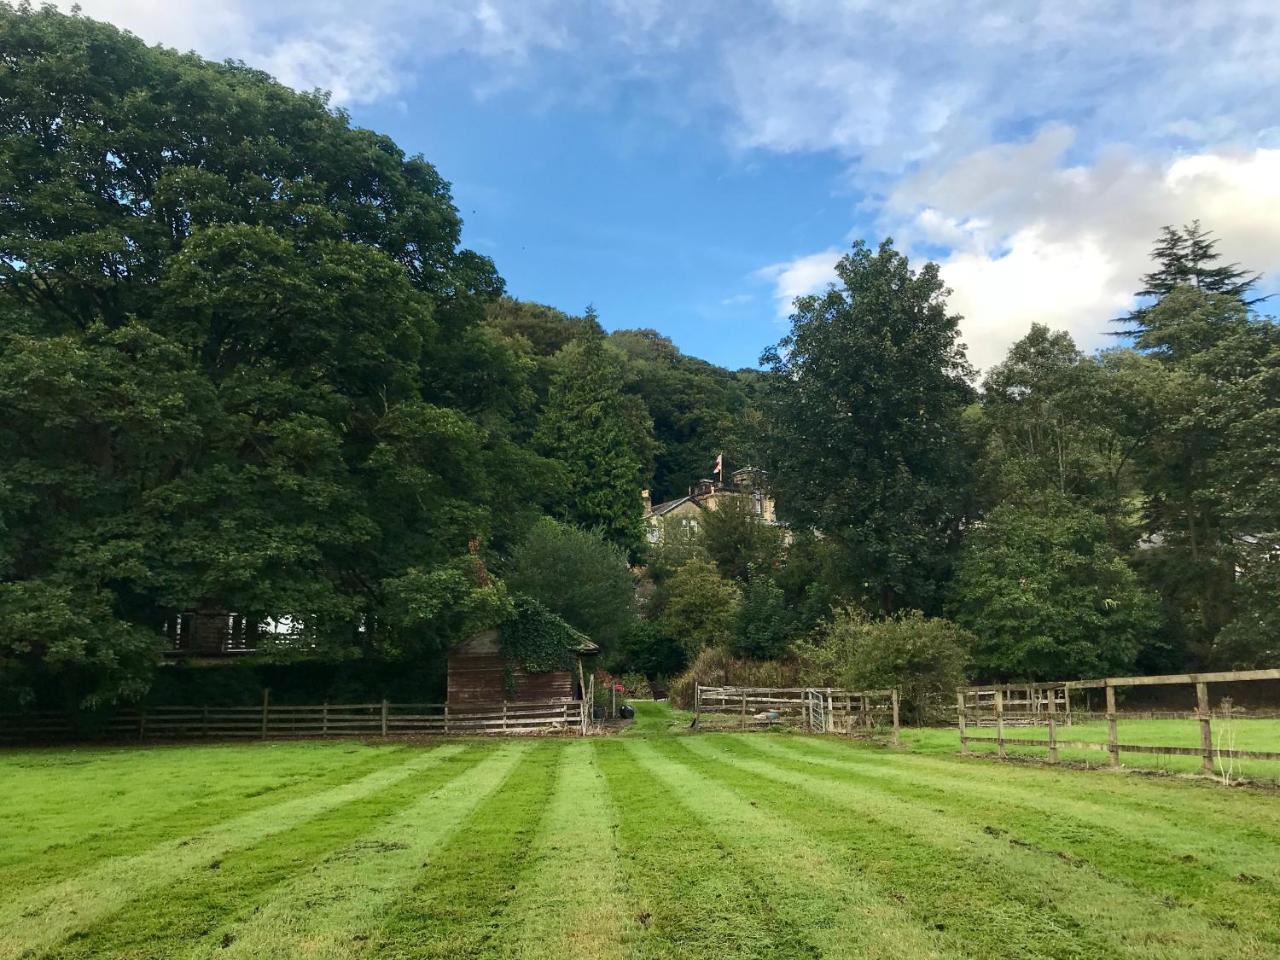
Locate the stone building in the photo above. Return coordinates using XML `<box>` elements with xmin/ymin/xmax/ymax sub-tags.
<box><xmin>641</xmin><ymin>467</ymin><xmax>780</xmax><ymax>544</ymax></box>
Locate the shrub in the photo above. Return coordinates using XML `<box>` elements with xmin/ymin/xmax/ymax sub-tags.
<box><xmin>504</xmin><ymin>518</ymin><xmax>637</xmax><ymax>658</ymax></box>
<box><xmin>667</xmin><ymin>645</ymin><xmax>801</xmax><ymax>709</ymax></box>
<box><xmin>728</xmin><ymin>568</ymin><xmax>797</xmax><ymax>659</ymax></box>
<box><xmin>659</xmin><ymin>559</ymin><xmax>739</xmax><ymax>657</ymax></box>
<box><xmin>794</xmin><ymin>608</ymin><xmax>971</xmax><ymax>724</ymax></box>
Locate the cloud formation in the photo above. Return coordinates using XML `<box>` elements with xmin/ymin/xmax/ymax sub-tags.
<box><xmin>764</xmin><ymin>138</ymin><xmax>1280</xmax><ymax>369</ymax></box>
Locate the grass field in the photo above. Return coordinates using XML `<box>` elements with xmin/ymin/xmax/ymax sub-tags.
<box><xmin>903</xmin><ymin>716</ymin><xmax>1280</xmax><ymax>780</ymax></box>
<box><xmin>3</xmin><ymin>703</ymin><xmax>1280</xmax><ymax>959</ymax></box>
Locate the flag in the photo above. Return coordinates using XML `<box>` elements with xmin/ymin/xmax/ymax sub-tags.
<box><xmin>713</xmin><ymin>453</ymin><xmax>723</xmax><ymax>479</ymax></box>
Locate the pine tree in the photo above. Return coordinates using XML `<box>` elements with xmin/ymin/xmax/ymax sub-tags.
<box><xmin>535</xmin><ymin>331</ymin><xmax>651</xmax><ymax>554</ymax></box>
<box><xmin>1116</xmin><ymin>221</ymin><xmax>1261</xmax><ymax>336</ymax></box>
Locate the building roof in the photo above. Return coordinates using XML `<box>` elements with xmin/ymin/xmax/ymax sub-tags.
<box><xmin>648</xmin><ymin>495</ymin><xmax>700</xmax><ymax>517</ymax></box>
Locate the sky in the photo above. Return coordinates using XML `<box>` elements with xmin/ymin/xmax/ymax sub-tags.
<box><xmin>55</xmin><ymin>1</ymin><xmax>1280</xmax><ymax>371</ymax></box>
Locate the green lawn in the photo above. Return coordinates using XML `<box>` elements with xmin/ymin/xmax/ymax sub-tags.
<box><xmin>903</xmin><ymin>716</ymin><xmax>1280</xmax><ymax>780</ymax></box>
<box><xmin>3</xmin><ymin>703</ymin><xmax>1279</xmax><ymax>959</ymax></box>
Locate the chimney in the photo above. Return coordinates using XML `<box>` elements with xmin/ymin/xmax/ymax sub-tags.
<box><xmin>640</xmin><ymin>489</ymin><xmax>652</xmax><ymax>514</ymax></box>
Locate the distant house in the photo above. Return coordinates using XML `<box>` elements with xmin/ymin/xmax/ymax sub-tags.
<box><xmin>447</xmin><ymin>628</ymin><xmax>599</xmax><ymax>705</ymax></box>
<box><xmin>642</xmin><ymin>466</ymin><xmax>780</xmax><ymax>544</ymax></box>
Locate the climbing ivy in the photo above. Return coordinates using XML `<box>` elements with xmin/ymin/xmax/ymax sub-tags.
<box><xmin>499</xmin><ymin>596</ymin><xmax>587</xmax><ymax>678</ymax></box>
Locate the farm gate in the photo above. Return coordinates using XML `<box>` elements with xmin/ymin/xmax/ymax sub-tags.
<box><xmin>694</xmin><ymin>684</ymin><xmax>900</xmax><ymax>742</ymax></box>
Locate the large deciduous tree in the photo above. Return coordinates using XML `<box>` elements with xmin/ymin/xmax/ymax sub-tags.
<box><xmin>759</xmin><ymin>239</ymin><xmax>975</xmax><ymax>614</ymax></box>
<box><xmin>0</xmin><ymin>5</ymin><xmax>539</xmax><ymax>706</ymax></box>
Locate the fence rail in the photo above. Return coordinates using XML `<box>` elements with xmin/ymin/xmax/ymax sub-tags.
<box><xmin>694</xmin><ymin>684</ymin><xmax>900</xmax><ymax>741</ymax></box>
<box><xmin>0</xmin><ymin>698</ymin><xmax>586</xmax><ymax>742</ymax></box>
<box><xmin>957</xmin><ymin>668</ymin><xmax>1280</xmax><ymax>780</ymax></box>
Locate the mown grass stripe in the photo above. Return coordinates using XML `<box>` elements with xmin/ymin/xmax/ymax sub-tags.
<box><xmin>180</xmin><ymin>742</ymin><xmax>533</xmax><ymax>960</ymax></box>
<box><xmin>38</xmin><ymin>746</ymin><xmax>494</xmax><ymax>960</ymax></box>
<box><xmin>801</xmin><ymin>734</ymin><xmax>1280</xmax><ymax>841</ymax></box>
<box><xmin>0</xmin><ymin>744</ymin><xmax>467</xmax><ymax>960</ymax></box>
<box><xmin>487</xmin><ymin>741</ymin><xmax>637</xmax><ymax>960</ymax></box>
<box><xmin>758</xmin><ymin>736</ymin><xmax>1280</xmax><ymax>888</ymax></box>
<box><xmin>0</xmin><ymin>742</ymin><xmax>415</xmax><ymax>891</ymax></box>
<box><xmin>627</xmin><ymin>738</ymin><xmax>958</xmax><ymax>960</ymax></box>
<box><xmin>593</xmin><ymin>739</ymin><xmax>819</xmax><ymax>960</ymax></box>
<box><xmin>691</xmin><ymin>736</ymin><xmax>1274</xmax><ymax>960</ymax></box>
<box><xmin>370</xmin><ymin>741</ymin><xmax>562</xmax><ymax>959</ymax></box>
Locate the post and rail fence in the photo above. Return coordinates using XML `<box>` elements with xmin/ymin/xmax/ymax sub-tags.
<box><xmin>957</xmin><ymin>668</ymin><xmax>1280</xmax><ymax>779</ymax></box>
<box><xmin>694</xmin><ymin>684</ymin><xmax>900</xmax><ymax>743</ymax></box>
<box><xmin>0</xmin><ymin>697</ymin><xmax>586</xmax><ymax>743</ymax></box>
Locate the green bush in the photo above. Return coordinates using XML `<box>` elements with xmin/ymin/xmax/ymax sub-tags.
<box><xmin>795</xmin><ymin>608</ymin><xmax>971</xmax><ymax>724</ymax></box>
<box><xmin>667</xmin><ymin>645</ymin><xmax>801</xmax><ymax>709</ymax></box>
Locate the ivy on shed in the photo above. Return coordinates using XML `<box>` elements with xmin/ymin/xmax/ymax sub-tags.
<box><xmin>498</xmin><ymin>596</ymin><xmax>590</xmax><ymax>695</ymax></box>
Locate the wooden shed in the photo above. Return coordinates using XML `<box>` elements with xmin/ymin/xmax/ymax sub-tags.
<box><xmin>446</xmin><ymin>628</ymin><xmax>599</xmax><ymax>706</ymax></box>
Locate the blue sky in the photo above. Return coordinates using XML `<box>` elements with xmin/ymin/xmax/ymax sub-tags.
<box><xmin>62</xmin><ymin>1</ymin><xmax>1280</xmax><ymax>370</ymax></box>
<box><xmin>361</xmin><ymin>84</ymin><xmax>852</xmax><ymax>369</ymax></box>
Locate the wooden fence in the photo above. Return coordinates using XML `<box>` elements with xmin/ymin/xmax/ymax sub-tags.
<box><xmin>957</xmin><ymin>668</ymin><xmax>1280</xmax><ymax>777</ymax></box>
<box><xmin>0</xmin><ymin>697</ymin><xmax>586</xmax><ymax>743</ymax></box>
<box><xmin>694</xmin><ymin>685</ymin><xmax>900</xmax><ymax>741</ymax></box>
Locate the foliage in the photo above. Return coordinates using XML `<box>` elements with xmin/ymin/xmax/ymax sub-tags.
<box><xmin>503</xmin><ymin>518</ymin><xmax>636</xmax><ymax>661</ymax></box>
<box><xmin>1116</xmin><ymin>220</ymin><xmax>1261</xmax><ymax>337</ymax></box>
<box><xmin>614</xmin><ymin>617</ymin><xmax>687</xmax><ymax>686</ymax></box>
<box><xmin>658</xmin><ymin>560</ymin><xmax>740</xmax><ymax>658</ymax></box>
<box><xmin>759</xmin><ymin>239</ymin><xmax>975</xmax><ymax>614</ymax></box>
<box><xmin>535</xmin><ymin>332</ymin><xmax>652</xmax><ymax>555</ymax></box>
<box><xmin>498</xmin><ymin>595</ymin><xmax>587</xmax><ymax>677</ymax></box>
<box><xmin>667</xmin><ymin>645</ymin><xmax>801</xmax><ymax>709</ymax></box>
<box><xmin>0</xmin><ymin>4</ymin><xmax>543</xmax><ymax>705</ymax></box>
<box><xmin>643</xmin><ymin>515</ymin><xmax>711</xmax><ymax>582</ymax></box>
<box><xmin>609</xmin><ymin>328</ymin><xmax>750</xmax><ymax>502</ymax></box>
<box><xmin>1211</xmin><ymin>546</ymin><xmax>1280</xmax><ymax>669</ymax></box>
<box><xmin>728</xmin><ymin>568</ymin><xmax>797</xmax><ymax>660</ymax></box>
<box><xmin>949</xmin><ymin>498</ymin><xmax>1158</xmax><ymax>681</ymax></box>
<box><xmin>794</xmin><ymin>608</ymin><xmax>971</xmax><ymax>724</ymax></box>
<box><xmin>700</xmin><ymin>495</ymin><xmax>784</xmax><ymax>583</ymax></box>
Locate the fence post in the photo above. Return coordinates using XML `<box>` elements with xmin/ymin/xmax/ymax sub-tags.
<box><xmin>202</xmin><ymin>704</ymin><xmax>209</xmax><ymax>739</ymax></box>
<box><xmin>444</xmin><ymin>704</ymin><xmax>450</xmax><ymax>736</ymax></box>
<box><xmin>1105</xmin><ymin>682</ymin><xmax>1119</xmax><ymax>768</ymax></box>
<box><xmin>1047</xmin><ymin>686</ymin><xmax>1059</xmax><ymax>763</ymax></box>
<box><xmin>995</xmin><ymin>689</ymin><xmax>1006</xmax><ymax>760</ymax></box>
<box><xmin>957</xmin><ymin>691</ymin><xmax>968</xmax><ymax>755</ymax></box>
<box><xmin>503</xmin><ymin>701</ymin><xmax>509</xmax><ymax>733</ymax></box>
<box><xmin>1196</xmin><ymin>681</ymin><xmax>1214</xmax><ymax>777</ymax></box>
<box><xmin>381</xmin><ymin>699</ymin><xmax>389</xmax><ymax>737</ymax></box>
<box><xmin>890</xmin><ymin>689</ymin><xmax>900</xmax><ymax>746</ymax></box>
<box><xmin>1063</xmin><ymin>686</ymin><xmax>1072</xmax><ymax>726</ymax></box>
<box><xmin>261</xmin><ymin>688</ymin><xmax>270</xmax><ymax>739</ymax></box>
<box><xmin>138</xmin><ymin>708</ymin><xmax>147</xmax><ymax>741</ymax></box>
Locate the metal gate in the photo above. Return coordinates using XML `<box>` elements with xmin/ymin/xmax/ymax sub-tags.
<box><xmin>804</xmin><ymin>688</ymin><xmax>829</xmax><ymax>733</ymax></box>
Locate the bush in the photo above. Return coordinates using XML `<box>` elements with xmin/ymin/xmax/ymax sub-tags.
<box><xmin>728</xmin><ymin>568</ymin><xmax>797</xmax><ymax>659</ymax></box>
<box><xmin>794</xmin><ymin>608</ymin><xmax>971</xmax><ymax>724</ymax></box>
<box><xmin>504</xmin><ymin>518</ymin><xmax>637</xmax><ymax>658</ymax></box>
<box><xmin>659</xmin><ymin>559</ymin><xmax>739</xmax><ymax>657</ymax></box>
<box><xmin>948</xmin><ymin>498</ymin><xmax>1158</xmax><ymax>681</ymax></box>
<box><xmin>667</xmin><ymin>645</ymin><xmax>801</xmax><ymax>709</ymax></box>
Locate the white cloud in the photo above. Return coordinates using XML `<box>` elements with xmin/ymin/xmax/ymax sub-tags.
<box><xmin>755</xmin><ymin>249</ymin><xmax>842</xmax><ymax>319</ymax></box>
<box><xmin>761</xmin><ymin>139</ymin><xmax>1280</xmax><ymax>370</ymax></box>
<box><xmin>54</xmin><ymin>0</ymin><xmax>574</xmax><ymax>105</ymax></box>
